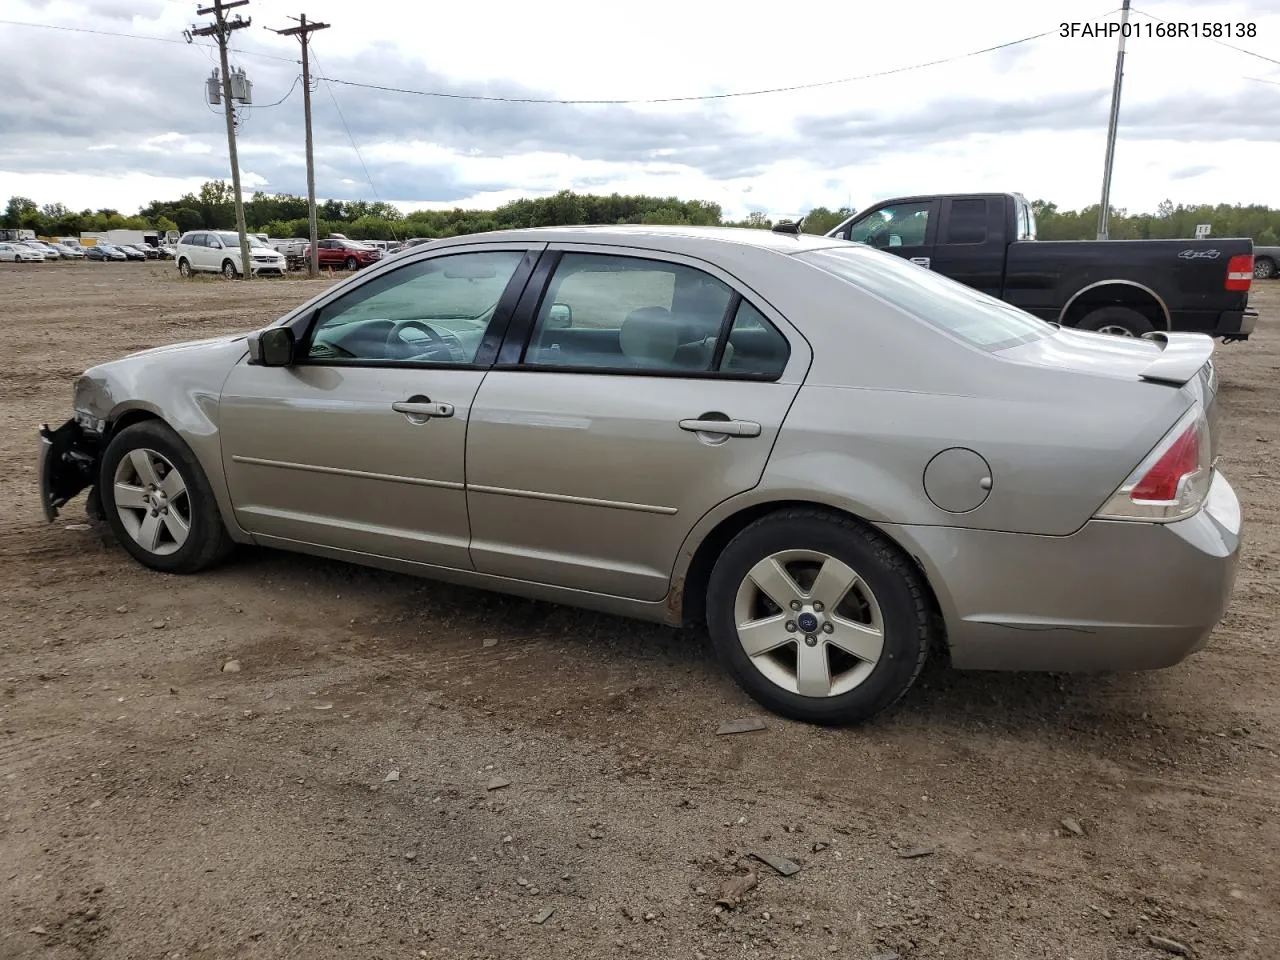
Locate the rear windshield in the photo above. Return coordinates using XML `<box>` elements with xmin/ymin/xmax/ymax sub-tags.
<box><xmin>796</xmin><ymin>246</ymin><xmax>1052</xmax><ymax>351</ymax></box>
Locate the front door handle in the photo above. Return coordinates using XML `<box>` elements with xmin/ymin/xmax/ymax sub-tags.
<box><xmin>392</xmin><ymin>399</ymin><xmax>454</xmax><ymax>422</ymax></box>
<box><xmin>679</xmin><ymin>418</ymin><xmax>761</xmax><ymax>438</ymax></box>
<box><xmin>910</xmin><ymin>256</ymin><xmax>931</xmax><ymax>269</ymax></box>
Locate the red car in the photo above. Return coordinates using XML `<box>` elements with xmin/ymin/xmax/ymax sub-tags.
<box><xmin>307</xmin><ymin>238</ymin><xmax>384</xmax><ymax>270</ymax></box>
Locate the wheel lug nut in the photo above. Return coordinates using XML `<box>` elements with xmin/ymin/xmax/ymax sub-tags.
<box><xmin>823</xmin><ymin>623</ymin><xmax>834</xmax><ymax>634</ymax></box>
<box><xmin>785</xmin><ymin>621</ymin><xmax>797</xmax><ymax>633</ymax></box>
<box><xmin>812</xmin><ymin>601</ymin><xmax>824</xmax><ymax>612</ymax></box>
<box><xmin>804</xmin><ymin>634</ymin><xmax>818</xmax><ymax>647</ymax></box>
<box><xmin>789</xmin><ymin>600</ymin><xmax>802</xmax><ymax>611</ymax></box>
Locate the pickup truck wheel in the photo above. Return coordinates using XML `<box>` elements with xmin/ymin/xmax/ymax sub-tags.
<box><xmin>178</xmin><ymin>258</ymin><xmax>192</xmax><ymax>278</ymax></box>
<box><xmin>345</xmin><ymin>256</ymin><xmax>358</xmax><ymax>271</ymax></box>
<box><xmin>98</xmin><ymin>421</ymin><xmax>235</xmax><ymax>575</ymax></box>
<box><xmin>222</xmin><ymin>259</ymin><xmax>238</xmax><ymax>280</ymax></box>
<box><xmin>705</xmin><ymin>509</ymin><xmax>933</xmax><ymax>726</ymax></box>
<box><xmin>1076</xmin><ymin>306</ymin><xmax>1154</xmax><ymax>338</ymax></box>
<box><xmin>1254</xmin><ymin>257</ymin><xmax>1277</xmax><ymax>280</ymax></box>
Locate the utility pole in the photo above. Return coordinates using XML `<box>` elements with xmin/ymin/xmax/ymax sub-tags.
<box><xmin>270</xmin><ymin>13</ymin><xmax>329</xmax><ymax>277</ymax></box>
<box><xmin>1096</xmin><ymin>0</ymin><xmax>1132</xmax><ymax>241</ymax></box>
<box><xmin>189</xmin><ymin>0</ymin><xmax>254</xmax><ymax>279</ymax></box>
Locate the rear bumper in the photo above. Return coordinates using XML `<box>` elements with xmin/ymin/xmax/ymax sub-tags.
<box><xmin>883</xmin><ymin>470</ymin><xmax>1243</xmax><ymax>672</ymax></box>
<box><xmin>1214</xmin><ymin>307</ymin><xmax>1257</xmax><ymax>339</ymax></box>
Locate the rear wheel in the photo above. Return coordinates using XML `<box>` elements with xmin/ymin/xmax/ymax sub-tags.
<box><xmin>345</xmin><ymin>256</ymin><xmax>358</xmax><ymax>271</ymax></box>
<box><xmin>1076</xmin><ymin>305</ymin><xmax>1155</xmax><ymax>338</ymax></box>
<box><xmin>178</xmin><ymin>258</ymin><xmax>192</xmax><ymax>278</ymax></box>
<box><xmin>705</xmin><ymin>509</ymin><xmax>934</xmax><ymax>725</ymax></box>
<box><xmin>222</xmin><ymin>259</ymin><xmax>238</xmax><ymax>280</ymax></box>
<box><xmin>98</xmin><ymin>421</ymin><xmax>235</xmax><ymax>574</ymax></box>
<box><xmin>1254</xmin><ymin>257</ymin><xmax>1277</xmax><ymax>280</ymax></box>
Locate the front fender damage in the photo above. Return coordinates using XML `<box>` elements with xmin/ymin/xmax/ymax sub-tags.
<box><xmin>39</xmin><ymin>419</ymin><xmax>100</xmax><ymax>521</ymax></box>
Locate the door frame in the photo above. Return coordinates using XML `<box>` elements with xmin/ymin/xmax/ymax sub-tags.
<box><xmin>490</xmin><ymin>241</ymin><xmax>814</xmax><ymax>384</ymax></box>
<box><xmin>261</xmin><ymin>241</ymin><xmax>550</xmax><ymax>372</ymax></box>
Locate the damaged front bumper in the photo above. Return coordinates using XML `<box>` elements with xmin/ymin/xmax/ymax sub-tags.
<box><xmin>38</xmin><ymin>419</ymin><xmax>99</xmax><ymax>521</ymax></box>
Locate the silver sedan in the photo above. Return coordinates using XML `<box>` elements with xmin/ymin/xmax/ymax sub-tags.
<box><xmin>38</xmin><ymin>225</ymin><xmax>1243</xmax><ymax>724</ymax></box>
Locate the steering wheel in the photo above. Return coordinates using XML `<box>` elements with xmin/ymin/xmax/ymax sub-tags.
<box><xmin>385</xmin><ymin>319</ymin><xmax>458</xmax><ymax>360</ymax></box>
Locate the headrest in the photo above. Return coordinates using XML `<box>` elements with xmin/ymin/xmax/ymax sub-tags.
<box><xmin>619</xmin><ymin>306</ymin><xmax>680</xmax><ymax>366</ymax></box>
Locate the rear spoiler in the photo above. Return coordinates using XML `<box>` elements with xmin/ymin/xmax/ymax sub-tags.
<box><xmin>1138</xmin><ymin>331</ymin><xmax>1215</xmax><ymax>386</ymax></box>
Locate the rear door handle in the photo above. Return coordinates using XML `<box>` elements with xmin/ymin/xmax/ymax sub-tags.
<box><xmin>679</xmin><ymin>418</ymin><xmax>761</xmax><ymax>438</ymax></box>
<box><xmin>910</xmin><ymin>256</ymin><xmax>931</xmax><ymax>269</ymax></box>
<box><xmin>392</xmin><ymin>400</ymin><xmax>454</xmax><ymax>420</ymax></box>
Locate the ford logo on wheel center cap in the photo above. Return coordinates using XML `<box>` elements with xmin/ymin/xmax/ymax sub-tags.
<box><xmin>797</xmin><ymin>612</ymin><xmax>819</xmax><ymax>633</ymax></box>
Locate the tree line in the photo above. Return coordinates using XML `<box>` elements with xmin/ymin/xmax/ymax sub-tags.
<box><xmin>5</xmin><ymin>184</ymin><xmax>1279</xmax><ymax>246</ymax></box>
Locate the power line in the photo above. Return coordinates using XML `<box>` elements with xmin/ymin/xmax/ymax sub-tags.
<box><xmin>312</xmin><ymin>22</ymin><xmax>1098</xmax><ymax>105</ymax></box>
<box><xmin>310</xmin><ymin>48</ymin><xmax>400</xmax><ymax>242</ymax></box>
<box><xmin>243</xmin><ymin>73</ymin><xmax>302</xmax><ymax>109</ymax></box>
<box><xmin>0</xmin><ymin>18</ymin><xmax>299</xmax><ymax>63</ymax></box>
<box><xmin>1130</xmin><ymin>7</ymin><xmax>1280</xmax><ymax>68</ymax></box>
<box><xmin>2</xmin><ymin>11</ymin><xmax>1118</xmax><ymax>105</ymax></box>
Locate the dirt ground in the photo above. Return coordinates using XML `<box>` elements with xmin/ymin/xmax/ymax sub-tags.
<box><xmin>1</xmin><ymin>261</ymin><xmax>1277</xmax><ymax>960</ymax></box>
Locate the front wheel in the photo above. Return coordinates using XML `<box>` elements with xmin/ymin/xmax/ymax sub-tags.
<box><xmin>345</xmin><ymin>256</ymin><xmax>358</xmax><ymax>271</ymax></box>
<box><xmin>98</xmin><ymin>421</ymin><xmax>235</xmax><ymax>574</ymax></box>
<box><xmin>1076</xmin><ymin>305</ymin><xmax>1155</xmax><ymax>338</ymax></box>
<box><xmin>222</xmin><ymin>259</ymin><xmax>238</xmax><ymax>280</ymax></box>
<box><xmin>705</xmin><ymin>509</ymin><xmax>934</xmax><ymax>725</ymax></box>
<box><xmin>178</xmin><ymin>258</ymin><xmax>192</xmax><ymax>277</ymax></box>
<box><xmin>1254</xmin><ymin>257</ymin><xmax>1277</xmax><ymax>280</ymax></box>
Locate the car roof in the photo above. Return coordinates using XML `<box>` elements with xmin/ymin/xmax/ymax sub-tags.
<box><xmin>423</xmin><ymin>224</ymin><xmax>848</xmax><ymax>258</ymax></box>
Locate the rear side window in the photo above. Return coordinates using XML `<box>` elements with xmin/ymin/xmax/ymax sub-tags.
<box><xmin>797</xmin><ymin>246</ymin><xmax>1051</xmax><ymax>351</ymax></box>
<box><xmin>946</xmin><ymin>199</ymin><xmax>988</xmax><ymax>244</ymax></box>
<box><xmin>723</xmin><ymin>301</ymin><xmax>789</xmax><ymax>377</ymax></box>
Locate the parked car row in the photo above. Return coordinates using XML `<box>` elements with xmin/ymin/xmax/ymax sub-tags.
<box><xmin>0</xmin><ymin>239</ymin><xmax>85</xmax><ymax>261</ymax></box>
<box><xmin>0</xmin><ymin>238</ymin><xmax>172</xmax><ymax>263</ymax></box>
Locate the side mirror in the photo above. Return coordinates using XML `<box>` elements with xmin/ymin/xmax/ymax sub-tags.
<box><xmin>547</xmin><ymin>303</ymin><xmax>572</xmax><ymax>328</ymax></box>
<box><xmin>247</xmin><ymin>326</ymin><xmax>295</xmax><ymax>366</ymax></box>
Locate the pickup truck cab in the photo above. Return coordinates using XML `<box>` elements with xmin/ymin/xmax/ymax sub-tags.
<box><xmin>826</xmin><ymin>193</ymin><xmax>1257</xmax><ymax>340</ymax></box>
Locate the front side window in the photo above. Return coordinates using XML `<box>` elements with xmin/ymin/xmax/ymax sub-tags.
<box><xmin>305</xmin><ymin>250</ymin><xmax>525</xmax><ymax>364</ymax></box>
<box><xmin>849</xmin><ymin>202</ymin><xmax>931</xmax><ymax>249</ymax></box>
<box><xmin>524</xmin><ymin>253</ymin><xmax>734</xmax><ymax>373</ymax></box>
<box><xmin>797</xmin><ymin>245</ymin><xmax>1050</xmax><ymax>351</ymax></box>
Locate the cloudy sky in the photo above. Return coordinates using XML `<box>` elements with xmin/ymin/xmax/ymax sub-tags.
<box><xmin>2</xmin><ymin>0</ymin><xmax>1279</xmax><ymax>219</ymax></box>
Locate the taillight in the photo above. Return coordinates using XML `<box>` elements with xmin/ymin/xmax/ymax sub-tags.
<box><xmin>1226</xmin><ymin>254</ymin><xmax>1253</xmax><ymax>292</ymax></box>
<box><xmin>1095</xmin><ymin>404</ymin><xmax>1212</xmax><ymax>522</ymax></box>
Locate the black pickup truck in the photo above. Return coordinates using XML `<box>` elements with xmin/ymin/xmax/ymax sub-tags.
<box><xmin>824</xmin><ymin>193</ymin><xmax>1258</xmax><ymax>341</ymax></box>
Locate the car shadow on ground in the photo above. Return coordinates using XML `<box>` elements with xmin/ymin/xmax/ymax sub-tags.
<box><xmin>207</xmin><ymin>542</ymin><xmax>1186</xmax><ymax>742</ymax></box>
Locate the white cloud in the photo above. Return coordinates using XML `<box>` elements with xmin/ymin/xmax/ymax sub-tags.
<box><xmin>1</xmin><ymin>0</ymin><xmax>1278</xmax><ymax>218</ymax></box>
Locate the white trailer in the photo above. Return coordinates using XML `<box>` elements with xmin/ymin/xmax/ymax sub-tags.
<box><xmin>82</xmin><ymin>229</ymin><xmax>159</xmax><ymax>248</ymax></box>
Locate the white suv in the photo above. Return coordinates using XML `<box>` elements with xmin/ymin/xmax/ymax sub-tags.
<box><xmin>175</xmin><ymin>230</ymin><xmax>286</xmax><ymax>279</ymax></box>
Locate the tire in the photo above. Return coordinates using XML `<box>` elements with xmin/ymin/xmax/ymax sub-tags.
<box><xmin>222</xmin><ymin>259</ymin><xmax>238</xmax><ymax>280</ymax></box>
<box><xmin>345</xmin><ymin>256</ymin><xmax>358</xmax><ymax>271</ymax></box>
<box><xmin>98</xmin><ymin>421</ymin><xmax>234</xmax><ymax>575</ymax></box>
<box><xmin>178</xmin><ymin>258</ymin><xmax>192</xmax><ymax>278</ymax></box>
<box><xmin>1075</xmin><ymin>305</ymin><xmax>1155</xmax><ymax>338</ymax></box>
<box><xmin>1254</xmin><ymin>257</ymin><xmax>1277</xmax><ymax>280</ymax></box>
<box><xmin>705</xmin><ymin>509</ymin><xmax>934</xmax><ymax>726</ymax></box>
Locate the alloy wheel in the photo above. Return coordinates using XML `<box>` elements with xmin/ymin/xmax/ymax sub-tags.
<box><xmin>733</xmin><ymin>549</ymin><xmax>884</xmax><ymax>698</ymax></box>
<box><xmin>112</xmin><ymin>448</ymin><xmax>191</xmax><ymax>556</ymax></box>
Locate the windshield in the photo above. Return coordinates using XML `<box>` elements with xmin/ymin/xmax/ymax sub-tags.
<box><xmin>797</xmin><ymin>246</ymin><xmax>1052</xmax><ymax>351</ymax></box>
<box><xmin>215</xmin><ymin>232</ymin><xmax>271</xmax><ymax>248</ymax></box>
